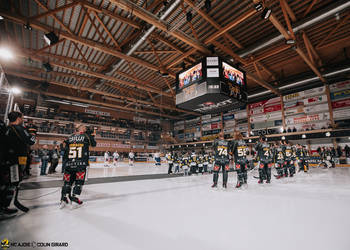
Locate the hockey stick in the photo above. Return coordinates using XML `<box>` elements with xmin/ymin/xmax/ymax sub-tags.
<box><xmin>14</xmin><ymin>186</ymin><xmax>29</xmax><ymax>213</ymax></box>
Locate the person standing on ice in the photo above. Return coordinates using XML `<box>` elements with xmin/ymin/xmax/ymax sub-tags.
<box><xmin>128</xmin><ymin>150</ymin><xmax>135</xmax><ymax>166</ymax></box>
<box><xmin>211</xmin><ymin>132</ymin><xmax>231</xmax><ymax>188</ymax></box>
<box><xmin>104</xmin><ymin>151</ymin><xmax>110</xmax><ymax>167</ymax></box>
<box><xmin>113</xmin><ymin>150</ymin><xmax>119</xmax><ymax>166</ymax></box>
<box><xmin>273</xmin><ymin>141</ymin><xmax>285</xmax><ymax>179</ymax></box>
<box><xmin>255</xmin><ymin>135</ymin><xmax>273</xmax><ymax>184</ymax></box>
<box><xmin>60</xmin><ymin>124</ymin><xmax>96</xmax><ymax>208</ymax></box>
<box><xmin>283</xmin><ymin>141</ymin><xmax>295</xmax><ymax>176</ymax></box>
<box><xmin>231</xmin><ymin>132</ymin><xmax>249</xmax><ymax>188</ymax></box>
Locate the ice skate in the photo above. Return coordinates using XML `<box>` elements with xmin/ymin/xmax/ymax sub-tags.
<box><xmin>235</xmin><ymin>182</ymin><xmax>242</xmax><ymax>188</ymax></box>
<box><xmin>70</xmin><ymin>196</ymin><xmax>83</xmax><ymax>209</ymax></box>
<box><xmin>211</xmin><ymin>183</ymin><xmax>217</xmax><ymax>188</ymax></box>
<box><xmin>59</xmin><ymin>196</ymin><xmax>70</xmax><ymax>209</ymax></box>
<box><xmin>223</xmin><ymin>183</ymin><xmax>227</xmax><ymax>189</ymax></box>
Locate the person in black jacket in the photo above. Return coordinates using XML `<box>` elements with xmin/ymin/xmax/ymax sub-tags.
<box><xmin>48</xmin><ymin>145</ymin><xmax>60</xmax><ymax>174</ymax></box>
<box><xmin>1</xmin><ymin>111</ymin><xmax>35</xmax><ymax>215</ymax></box>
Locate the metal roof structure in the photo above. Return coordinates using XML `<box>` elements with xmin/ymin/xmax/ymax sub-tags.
<box><xmin>0</xmin><ymin>0</ymin><xmax>349</xmax><ymax>119</ymax></box>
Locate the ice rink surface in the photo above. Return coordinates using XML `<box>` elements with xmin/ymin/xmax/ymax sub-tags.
<box><xmin>2</xmin><ymin>167</ymin><xmax>350</xmax><ymax>250</ymax></box>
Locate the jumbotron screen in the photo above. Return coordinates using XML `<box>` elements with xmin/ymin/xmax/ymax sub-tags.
<box><xmin>178</xmin><ymin>63</ymin><xmax>203</xmax><ymax>89</ymax></box>
<box><xmin>222</xmin><ymin>62</ymin><xmax>245</xmax><ymax>87</ymax></box>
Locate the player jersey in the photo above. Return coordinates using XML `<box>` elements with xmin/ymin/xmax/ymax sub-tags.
<box><xmin>274</xmin><ymin>146</ymin><xmax>285</xmax><ymax>163</ymax></box>
<box><xmin>65</xmin><ymin>133</ymin><xmax>96</xmax><ymax>168</ymax></box>
<box><xmin>283</xmin><ymin>145</ymin><xmax>294</xmax><ymax>161</ymax></box>
<box><xmin>203</xmin><ymin>154</ymin><xmax>209</xmax><ymax>165</ymax></box>
<box><xmin>296</xmin><ymin>148</ymin><xmax>308</xmax><ymax>160</ymax></box>
<box><xmin>190</xmin><ymin>153</ymin><xmax>197</xmax><ymax>166</ymax></box>
<box><xmin>213</xmin><ymin>139</ymin><xmax>230</xmax><ymax>162</ymax></box>
<box><xmin>232</xmin><ymin>139</ymin><xmax>248</xmax><ymax>162</ymax></box>
<box><xmin>255</xmin><ymin>142</ymin><xmax>273</xmax><ymax>161</ymax></box>
<box><xmin>166</xmin><ymin>153</ymin><xmax>173</xmax><ymax>163</ymax></box>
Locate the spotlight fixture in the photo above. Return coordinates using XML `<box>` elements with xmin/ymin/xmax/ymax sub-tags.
<box><xmin>0</xmin><ymin>47</ymin><xmax>14</xmax><ymax>60</ymax></box>
<box><xmin>23</xmin><ymin>22</ymin><xmax>32</xmax><ymax>30</ymax></box>
<box><xmin>186</xmin><ymin>12</ymin><xmax>193</xmax><ymax>22</ymax></box>
<box><xmin>11</xmin><ymin>87</ymin><xmax>21</xmax><ymax>95</ymax></box>
<box><xmin>0</xmin><ymin>15</ymin><xmax>4</xmax><ymax>20</ymax></box>
<box><xmin>302</xmin><ymin>134</ymin><xmax>306</xmax><ymax>139</ymax></box>
<box><xmin>248</xmin><ymin>139</ymin><xmax>252</xmax><ymax>143</ymax></box>
<box><xmin>254</xmin><ymin>2</ymin><xmax>263</xmax><ymax>12</ymax></box>
<box><xmin>286</xmin><ymin>39</ymin><xmax>296</xmax><ymax>45</ymax></box>
<box><xmin>281</xmin><ymin>136</ymin><xmax>286</xmax><ymax>140</ymax></box>
<box><xmin>325</xmin><ymin>132</ymin><xmax>331</xmax><ymax>137</ymax></box>
<box><xmin>205</xmin><ymin>0</ymin><xmax>211</xmax><ymax>12</ymax></box>
<box><xmin>261</xmin><ymin>8</ymin><xmax>272</xmax><ymax>20</ymax></box>
<box><xmin>44</xmin><ymin>31</ymin><xmax>59</xmax><ymax>46</ymax></box>
<box><xmin>43</xmin><ymin>62</ymin><xmax>53</xmax><ymax>72</ymax></box>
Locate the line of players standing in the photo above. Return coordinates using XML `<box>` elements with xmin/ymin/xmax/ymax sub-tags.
<box><xmin>167</xmin><ymin>131</ymin><xmax>318</xmax><ymax>189</ymax></box>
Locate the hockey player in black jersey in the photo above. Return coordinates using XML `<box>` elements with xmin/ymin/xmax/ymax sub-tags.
<box><xmin>283</xmin><ymin>141</ymin><xmax>295</xmax><ymax>177</ymax></box>
<box><xmin>296</xmin><ymin>144</ymin><xmax>309</xmax><ymax>172</ymax></box>
<box><xmin>255</xmin><ymin>136</ymin><xmax>273</xmax><ymax>184</ymax></box>
<box><xmin>231</xmin><ymin>132</ymin><xmax>249</xmax><ymax>188</ymax></box>
<box><xmin>60</xmin><ymin>124</ymin><xmax>96</xmax><ymax>208</ymax></box>
<box><xmin>273</xmin><ymin>141</ymin><xmax>285</xmax><ymax>179</ymax></box>
<box><xmin>211</xmin><ymin>132</ymin><xmax>231</xmax><ymax>188</ymax></box>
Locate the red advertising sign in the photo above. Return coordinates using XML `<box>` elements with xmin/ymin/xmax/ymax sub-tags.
<box><xmin>211</xmin><ymin>123</ymin><xmax>219</xmax><ymax>129</ymax></box>
<box><xmin>264</xmin><ymin>104</ymin><xmax>281</xmax><ymax>113</ymax></box>
<box><xmin>332</xmin><ymin>98</ymin><xmax>350</xmax><ymax>109</ymax></box>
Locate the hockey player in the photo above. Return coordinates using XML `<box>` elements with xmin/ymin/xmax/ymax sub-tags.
<box><xmin>283</xmin><ymin>141</ymin><xmax>295</xmax><ymax>177</ymax></box>
<box><xmin>296</xmin><ymin>144</ymin><xmax>309</xmax><ymax>172</ymax></box>
<box><xmin>198</xmin><ymin>152</ymin><xmax>204</xmax><ymax>174</ymax></box>
<box><xmin>181</xmin><ymin>153</ymin><xmax>189</xmax><ymax>176</ymax></box>
<box><xmin>273</xmin><ymin>141</ymin><xmax>285</xmax><ymax>179</ymax></box>
<box><xmin>203</xmin><ymin>152</ymin><xmax>209</xmax><ymax>173</ymax></box>
<box><xmin>104</xmin><ymin>151</ymin><xmax>110</xmax><ymax>167</ymax></box>
<box><xmin>113</xmin><ymin>151</ymin><xmax>119</xmax><ymax>166</ymax></box>
<box><xmin>231</xmin><ymin>132</ymin><xmax>249</xmax><ymax>188</ymax></box>
<box><xmin>255</xmin><ymin>136</ymin><xmax>273</xmax><ymax>184</ymax></box>
<box><xmin>173</xmin><ymin>153</ymin><xmax>180</xmax><ymax>173</ymax></box>
<box><xmin>1</xmin><ymin>112</ymin><xmax>36</xmax><ymax>215</ymax></box>
<box><xmin>129</xmin><ymin>151</ymin><xmax>135</xmax><ymax>166</ymax></box>
<box><xmin>166</xmin><ymin>151</ymin><xmax>174</xmax><ymax>174</ymax></box>
<box><xmin>60</xmin><ymin>124</ymin><xmax>96</xmax><ymax>207</ymax></box>
<box><xmin>189</xmin><ymin>151</ymin><xmax>198</xmax><ymax>175</ymax></box>
<box><xmin>211</xmin><ymin>132</ymin><xmax>231</xmax><ymax>188</ymax></box>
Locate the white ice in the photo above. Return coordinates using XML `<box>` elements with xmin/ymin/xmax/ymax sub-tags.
<box><xmin>2</xmin><ymin>167</ymin><xmax>350</xmax><ymax>250</ymax></box>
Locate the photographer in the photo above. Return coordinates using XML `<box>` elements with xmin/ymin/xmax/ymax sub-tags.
<box><xmin>1</xmin><ymin>111</ymin><xmax>36</xmax><ymax>215</ymax></box>
<box><xmin>60</xmin><ymin>125</ymin><xmax>96</xmax><ymax>208</ymax></box>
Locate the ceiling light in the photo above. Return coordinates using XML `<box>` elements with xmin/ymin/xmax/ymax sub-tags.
<box><xmin>11</xmin><ymin>87</ymin><xmax>21</xmax><ymax>95</ymax></box>
<box><xmin>254</xmin><ymin>2</ymin><xmax>263</xmax><ymax>12</ymax></box>
<box><xmin>325</xmin><ymin>132</ymin><xmax>331</xmax><ymax>137</ymax></box>
<box><xmin>44</xmin><ymin>31</ymin><xmax>59</xmax><ymax>45</ymax></box>
<box><xmin>248</xmin><ymin>139</ymin><xmax>252</xmax><ymax>143</ymax></box>
<box><xmin>0</xmin><ymin>47</ymin><xmax>14</xmax><ymax>60</ymax></box>
<box><xmin>282</xmin><ymin>136</ymin><xmax>286</xmax><ymax>140</ymax></box>
<box><xmin>286</xmin><ymin>39</ymin><xmax>296</xmax><ymax>44</ymax></box>
<box><xmin>0</xmin><ymin>16</ymin><xmax>4</xmax><ymax>20</ymax></box>
<box><xmin>302</xmin><ymin>134</ymin><xmax>306</xmax><ymax>139</ymax></box>
<box><xmin>23</xmin><ymin>22</ymin><xmax>32</xmax><ymax>30</ymax></box>
<box><xmin>261</xmin><ymin>8</ymin><xmax>272</xmax><ymax>19</ymax></box>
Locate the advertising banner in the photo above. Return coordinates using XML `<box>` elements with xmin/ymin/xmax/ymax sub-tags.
<box><xmin>250</xmin><ymin>111</ymin><xmax>282</xmax><ymax>123</ymax></box>
<box><xmin>250</xmin><ymin>107</ymin><xmax>264</xmax><ymax>115</ymax></box>
<box><xmin>333</xmin><ymin>109</ymin><xmax>350</xmax><ymax>119</ymax></box>
<box><xmin>330</xmin><ymin>89</ymin><xmax>350</xmax><ymax>100</ymax></box>
<box><xmin>223</xmin><ymin>114</ymin><xmax>235</xmax><ymax>120</ymax></box>
<box><xmin>304</xmin><ymin>103</ymin><xmax>329</xmax><ymax>114</ymax></box>
<box><xmin>285</xmin><ymin>113</ymin><xmax>330</xmax><ymax>125</ymax></box>
<box><xmin>249</xmin><ymin>97</ymin><xmax>280</xmax><ymax>110</ymax></box>
<box><xmin>285</xmin><ymin>106</ymin><xmax>304</xmax><ymax>116</ymax></box>
<box><xmin>202</xmin><ymin>124</ymin><xmax>211</xmax><ymax>131</ymax></box>
<box><xmin>264</xmin><ymin>104</ymin><xmax>281</xmax><ymax>113</ymax></box>
<box><xmin>303</xmin><ymin>95</ymin><xmax>327</xmax><ymax>105</ymax></box>
<box><xmin>329</xmin><ymin>80</ymin><xmax>350</xmax><ymax>92</ymax></box>
<box><xmin>287</xmin><ymin>121</ymin><xmax>330</xmax><ymax>131</ymax></box>
<box><xmin>85</xmin><ymin>109</ymin><xmax>110</xmax><ymax>117</ymax></box>
<box><xmin>201</xmin><ymin>114</ymin><xmax>211</xmax><ymax>121</ymax></box>
<box><xmin>284</xmin><ymin>100</ymin><xmax>303</xmax><ymax>109</ymax></box>
<box><xmin>236</xmin><ymin>124</ymin><xmax>248</xmax><ymax>131</ymax></box>
<box><xmin>234</xmin><ymin>110</ymin><xmax>247</xmax><ymax>119</ymax></box>
<box><xmin>224</xmin><ymin>120</ymin><xmax>236</xmax><ymax>127</ymax></box>
<box><xmin>332</xmin><ymin>98</ymin><xmax>350</xmax><ymax>109</ymax></box>
<box><xmin>283</xmin><ymin>86</ymin><xmax>325</xmax><ymax>102</ymax></box>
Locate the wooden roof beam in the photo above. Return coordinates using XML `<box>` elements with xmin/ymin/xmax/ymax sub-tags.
<box><xmin>28</xmin><ymin>2</ymin><xmax>79</xmax><ymax>21</ymax></box>
<box><xmin>109</xmin><ymin>0</ymin><xmax>211</xmax><ymax>54</ymax></box>
<box><xmin>134</xmin><ymin>50</ymin><xmax>177</xmax><ymax>55</ymax></box>
<box><xmin>302</xmin><ymin>31</ymin><xmax>322</xmax><ymax>67</ymax></box>
<box><xmin>5</xmin><ymin>69</ymin><xmax>195</xmax><ymax>115</ymax></box>
<box><xmin>75</xmin><ymin>0</ymin><xmax>141</xmax><ymax>29</ymax></box>
<box><xmin>268</xmin><ymin>14</ymin><xmax>326</xmax><ymax>83</ymax></box>
<box><xmin>303</xmin><ymin>0</ymin><xmax>318</xmax><ymax>17</ymax></box>
<box><xmin>0</xmin><ymin>11</ymin><xmax>175</xmax><ymax>78</ymax></box>
<box><xmin>280</xmin><ymin>0</ymin><xmax>296</xmax><ymax>22</ymax></box>
<box><xmin>279</xmin><ymin>0</ymin><xmax>296</xmax><ymax>40</ymax></box>
<box><xmin>183</xmin><ymin>0</ymin><xmax>243</xmax><ymax>49</ymax></box>
<box><xmin>91</xmin><ymin>11</ymin><xmax>122</xmax><ymax>51</ymax></box>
